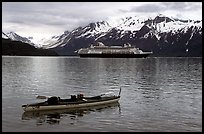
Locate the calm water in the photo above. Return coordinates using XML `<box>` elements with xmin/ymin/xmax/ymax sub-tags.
<box><xmin>2</xmin><ymin>56</ymin><xmax>202</xmax><ymax>132</ymax></box>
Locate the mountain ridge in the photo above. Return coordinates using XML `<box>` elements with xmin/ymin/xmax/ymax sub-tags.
<box><xmin>47</xmin><ymin>14</ymin><xmax>202</xmax><ymax>56</ymax></box>
<box><xmin>2</xmin><ymin>14</ymin><xmax>202</xmax><ymax>57</ymax></box>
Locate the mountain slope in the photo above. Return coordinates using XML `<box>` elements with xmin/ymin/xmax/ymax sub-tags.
<box><xmin>2</xmin><ymin>32</ymin><xmax>39</xmax><ymax>48</ymax></box>
<box><xmin>2</xmin><ymin>38</ymin><xmax>58</xmax><ymax>56</ymax></box>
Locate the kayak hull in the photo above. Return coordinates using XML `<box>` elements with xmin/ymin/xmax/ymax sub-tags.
<box><xmin>22</xmin><ymin>96</ymin><xmax>120</xmax><ymax>112</ymax></box>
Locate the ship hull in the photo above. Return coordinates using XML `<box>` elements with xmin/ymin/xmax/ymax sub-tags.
<box><xmin>79</xmin><ymin>53</ymin><xmax>151</xmax><ymax>58</ymax></box>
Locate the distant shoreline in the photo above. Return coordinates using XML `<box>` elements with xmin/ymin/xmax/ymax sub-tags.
<box><xmin>2</xmin><ymin>55</ymin><xmax>202</xmax><ymax>58</ymax></box>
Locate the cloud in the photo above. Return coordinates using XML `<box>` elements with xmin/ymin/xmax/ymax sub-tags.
<box><xmin>130</xmin><ymin>3</ymin><xmax>165</xmax><ymax>13</ymax></box>
<box><xmin>2</xmin><ymin>2</ymin><xmax>202</xmax><ymax>40</ymax></box>
<box><xmin>3</xmin><ymin>2</ymin><xmax>119</xmax><ymax>31</ymax></box>
<box><xmin>129</xmin><ymin>2</ymin><xmax>202</xmax><ymax>15</ymax></box>
<box><xmin>122</xmin><ymin>2</ymin><xmax>202</xmax><ymax>21</ymax></box>
<box><xmin>161</xmin><ymin>2</ymin><xmax>202</xmax><ymax>11</ymax></box>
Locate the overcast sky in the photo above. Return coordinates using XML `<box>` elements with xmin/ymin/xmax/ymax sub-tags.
<box><xmin>2</xmin><ymin>2</ymin><xmax>202</xmax><ymax>41</ymax></box>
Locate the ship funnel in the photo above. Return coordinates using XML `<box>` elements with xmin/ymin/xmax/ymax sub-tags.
<box><xmin>124</xmin><ymin>43</ymin><xmax>131</xmax><ymax>47</ymax></box>
<box><xmin>96</xmin><ymin>42</ymin><xmax>105</xmax><ymax>46</ymax></box>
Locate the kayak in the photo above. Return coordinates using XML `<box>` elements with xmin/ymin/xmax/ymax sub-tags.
<box><xmin>22</xmin><ymin>88</ymin><xmax>121</xmax><ymax>112</ymax></box>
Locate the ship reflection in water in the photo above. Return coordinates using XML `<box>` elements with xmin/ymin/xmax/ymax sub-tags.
<box><xmin>22</xmin><ymin>102</ymin><xmax>120</xmax><ymax>125</ymax></box>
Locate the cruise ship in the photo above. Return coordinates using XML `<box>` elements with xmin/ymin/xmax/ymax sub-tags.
<box><xmin>76</xmin><ymin>42</ymin><xmax>153</xmax><ymax>58</ymax></box>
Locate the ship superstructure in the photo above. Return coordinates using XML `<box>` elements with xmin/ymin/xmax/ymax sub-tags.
<box><xmin>77</xmin><ymin>42</ymin><xmax>152</xmax><ymax>58</ymax></box>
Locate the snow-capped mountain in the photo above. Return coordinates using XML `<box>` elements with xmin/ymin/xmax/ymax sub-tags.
<box><xmin>3</xmin><ymin>14</ymin><xmax>202</xmax><ymax>56</ymax></box>
<box><xmin>39</xmin><ymin>21</ymin><xmax>112</xmax><ymax>49</ymax></box>
<box><xmin>2</xmin><ymin>32</ymin><xmax>39</xmax><ymax>48</ymax></box>
<box><xmin>40</xmin><ymin>14</ymin><xmax>201</xmax><ymax>56</ymax></box>
<box><xmin>39</xmin><ymin>31</ymin><xmax>70</xmax><ymax>49</ymax></box>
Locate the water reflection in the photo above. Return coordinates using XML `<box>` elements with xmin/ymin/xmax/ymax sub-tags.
<box><xmin>22</xmin><ymin>102</ymin><xmax>120</xmax><ymax>125</ymax></box>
